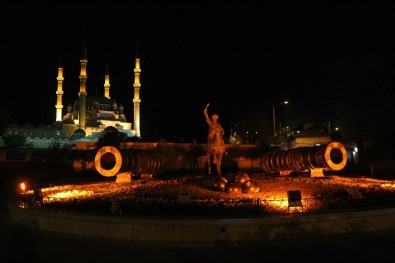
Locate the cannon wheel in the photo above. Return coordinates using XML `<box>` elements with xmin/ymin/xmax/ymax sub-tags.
<box><xmin>95</xmin><ymin>146</ymin><xmax>123</xmax><ymax>177</ymax></box>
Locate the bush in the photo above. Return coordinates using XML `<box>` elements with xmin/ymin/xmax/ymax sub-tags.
<box><xmin>4</xmin><ymin>135</ymin><xmax>26</xmax><ymax>148</ymax></box>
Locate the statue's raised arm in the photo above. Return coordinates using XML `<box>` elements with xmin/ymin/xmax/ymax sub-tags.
<box><xmin>203</xmin><ymin>103</ymin><xmax>210</xmax><ymax>122</ymax></box>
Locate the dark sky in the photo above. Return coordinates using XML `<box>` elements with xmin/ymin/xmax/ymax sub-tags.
<box><xmin>2</xmin><ymin>1</ymin><xmax>395</xmax><ymax>142</ymax></box>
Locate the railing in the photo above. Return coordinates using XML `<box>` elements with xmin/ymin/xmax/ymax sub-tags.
<box><xmin>14</xmin><ymin>192</ymin><xmax>395</xmax><ymax>217</ymax></box>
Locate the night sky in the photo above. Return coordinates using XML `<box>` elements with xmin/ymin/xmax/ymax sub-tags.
<box><xmin>2</xmin><ymin>1</ymin><xmax>395</xmax><ymax>142</ymax></box>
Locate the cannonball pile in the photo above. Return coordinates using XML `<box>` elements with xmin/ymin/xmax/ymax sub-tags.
<box><xmin>213</xmin><ymin>173</ymin><xmax>259</xmax><ymax>194</ymax></box>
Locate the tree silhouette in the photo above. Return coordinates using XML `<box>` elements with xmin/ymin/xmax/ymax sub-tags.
<box><xmin>326</xmin><ymin>56</ymin><xmax>395</xmax><ymax>161</ymax></box>
<box><xmin>0</xmin><ymin>104</ymin><xmax>13</xmax><ymax>136</ymax></box>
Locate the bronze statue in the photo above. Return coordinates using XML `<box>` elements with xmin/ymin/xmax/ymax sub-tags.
<box><xmin>203</xmin><ymin>103</ymin><xmax>225</xmax><ymax>175</ymax></box>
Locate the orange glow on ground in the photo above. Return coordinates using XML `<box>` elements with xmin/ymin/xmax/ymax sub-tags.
<box><xmin>15</xmin><ymin>173</ymin><xmax>395</xmax><ymax>216</ymax></box>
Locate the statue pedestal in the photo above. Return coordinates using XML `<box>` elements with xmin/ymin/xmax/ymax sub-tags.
<box><xmin>198</xmin><ymin>156</ymin><xmax>209</xmax><ymax>172</ymax></box>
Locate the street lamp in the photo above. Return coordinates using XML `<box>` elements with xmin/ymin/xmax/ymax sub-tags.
<box><xmin>272</xmin><ymin>100</ymin><xmax>288</xmax><ymax>145</ymax></box>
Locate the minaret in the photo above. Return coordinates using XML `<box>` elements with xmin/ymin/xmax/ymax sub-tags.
<box><xmin>104</xmin><ymin>62</ymin><xmax>110</xmax><ymax>99</ymax></box>
<box><xmin>78</xmin><ymin>29</ymin><xmax>88</xmax><ymax>128</ymax></box>
<box><xmin>55</xmin><ymin>53</ymin><xmax>64</xmax><ymax>122</ymax></box>
<box><xmin>133</xmin><ymin>43</ymin><xmax>141</xmax><ymax>138</ymax></box>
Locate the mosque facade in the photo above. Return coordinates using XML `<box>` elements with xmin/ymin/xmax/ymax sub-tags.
<box><xmin>3</xmin><ymin>31</ymin><xmax>141</xmax><ymax>148</ymax></box>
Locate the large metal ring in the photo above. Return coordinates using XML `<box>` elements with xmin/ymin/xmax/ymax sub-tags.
<box><xmin>95</xmin><ymin>146</ymin><xmax>122</xmax><ymax>177</ymax></box>
<box><xmin>324</xmin><ymin>141</ymin><xmax>348</xmax><ymax>170</ymax></box>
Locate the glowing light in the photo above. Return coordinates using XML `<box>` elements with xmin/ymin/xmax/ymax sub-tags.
<box><xmin>20</xmin><ymin>182</ymin><xmax>26</xmax><ymax>192</ymax></box>
<box><xmin>48</xmin><ymin>190</ymin><xmax>94</xmax><ymax>199</ymax></box>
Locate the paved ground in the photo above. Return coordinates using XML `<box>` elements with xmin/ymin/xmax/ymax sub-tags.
<box><xmin>2</xmin><ymin>167</ymin><xmax>395</xmax><ymax>262</ymax></box>
<box><xmin>1</xmin><ymin>216</ymin><xmax>395</xmax><ymax>263</ymax></box>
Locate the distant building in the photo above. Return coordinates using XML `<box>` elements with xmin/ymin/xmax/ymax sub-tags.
<box><xmin>3</xmin><ymin>30</ymin><xmax>142</xmax><ymax>148</ymax></box>
<box><xmin>279</xmin><ymin>122</ymin><xmax>333</xmax><ymax>150</ymax></box>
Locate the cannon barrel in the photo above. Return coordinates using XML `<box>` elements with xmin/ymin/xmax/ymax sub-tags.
<box><xmin>260</xmin><ymin>141</ymin><xmax>347</xmax><ymax>174</ymax></box>
<box><xmin>95</xmin><ymin>146</ymin><xmax>164</xmax><ymax>177</ymax></box>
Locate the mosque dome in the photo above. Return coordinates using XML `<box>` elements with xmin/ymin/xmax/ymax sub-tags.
<box><xmin>21</xmin><ymin>123</ymin><xmax>33</xmax><ymax>128</ymax></box>
<box><xmin>50</xmin><ymin>121</ymin><xmax>63</xmax><ymax>129</ymax></box>
<box><xmin>62</xmin><ymin>119</ymin><xmax>75</xmax><ymax>124</ymax></box>
<box><xmin>86</xmin><ymin>95</ymin><xmax>113</xmax><ymax>111</ymax></box>
<box><xmin>103</xmin><ymin>126</ymin><xmax>118</xmax><ymax>133</ymax></box>
<box><xmin>71</xmin><ymin>128</ymin><xmax>86</xmax><ymax>139</ymax></box>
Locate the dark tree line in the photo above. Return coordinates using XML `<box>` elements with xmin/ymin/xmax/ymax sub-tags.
<box><xmin>325</xmin><ymin>55</ymin><xmax>395</xmax><ymax>162</ymax></box>
<box><xmin>0</xmin><ymin>104</ymin><xmax>13</xmax><ymax>136</ymax></box>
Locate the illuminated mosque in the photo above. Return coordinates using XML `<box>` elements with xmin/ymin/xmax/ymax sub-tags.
<box><xmin>57</xmin><ymin>32</ymin><xmax>141</xmax><ymax>140</ymax></box>
<box><xmin>4</xmin><ymin>31</ymin><xmax>142</xmax><ymax>147</ymax></box>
